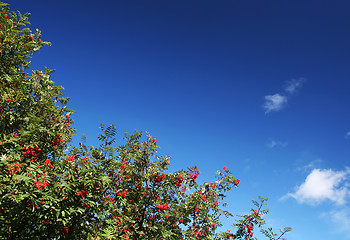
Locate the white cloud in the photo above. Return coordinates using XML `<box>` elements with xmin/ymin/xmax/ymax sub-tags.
<box><xmin>263</xmin><ymin>94</ymin><xmax>288</xmax><ymax>114</ymax></box>
<box><xmin>283</xmin><ymin>168</ymin><xmax>350</xmax><ymax>206</ymax></box>
<box><xmin>262</xmin><ymin>77</ymin><xmax>305</xmax><ymax>114</ymax></box>
<box><xmin>284</xmin><ymin>78</ymin><xmax>306</xmax><ymax>94</ymax></box>
<box><xmin>266</xmin><ymin>139</ymin><xmax>288</xmax><ymax>148</ymax></box>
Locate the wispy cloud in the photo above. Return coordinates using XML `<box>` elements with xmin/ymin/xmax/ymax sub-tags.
<box><xmin>266</xmin><ymin>138</ymin><xmax>288</xmax><ymax>148</ymax></box>
<box><xmin>283</xmin><ymin>168</ymin><xmax>350</xmax><ymax>206</ymax></box>
<box><xmin>263</xmin><ymin>78</ymin><xmax>305</xmax><ymax>114</ymax></box>
<box><xmin>263</xmin><ymin>94</ymin><xmax>288</xmax><ymax>114</ymax></box>
<box><xmin>284</xmin><ymin>78</ymin><xmax>306</xmax><ymax>94</ymax></box>
<box><xmin>345</xmin><ymin>131</ymin><xmax>350</xmax><ymax>139</ymax></box>
<box><xmin>324</xmin><ymin>207</ymin><xmax>350</xmax><ymax>238</ymax></box>
<box><xmin>296</xmin><ymin>159</ymin><xmax>323</xmax><ymax>172</ymax></box>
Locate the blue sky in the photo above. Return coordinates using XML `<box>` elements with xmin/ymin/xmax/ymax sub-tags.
<box><xmin>9</xmin><ymin>0</ymin><xmax>350</xmax><ymax>239</ymax></box>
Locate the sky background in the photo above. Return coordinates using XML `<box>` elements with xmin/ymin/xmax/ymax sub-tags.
<box><xmin>8</xmin><ymin>0</ymin><xmax>350</xmax><ymax>239</ymax></box>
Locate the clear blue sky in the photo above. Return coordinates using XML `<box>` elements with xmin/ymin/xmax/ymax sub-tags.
<box><xmin>9</xmin><ymin>0</ymin><xmax>350</xmax><ymax>239</ymax></box>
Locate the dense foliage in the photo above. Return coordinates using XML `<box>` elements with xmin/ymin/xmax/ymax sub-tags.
<box><xmin>0</xmin><ymin>2</ymin><xmax>291</xmax><ymax>239</ymax></box>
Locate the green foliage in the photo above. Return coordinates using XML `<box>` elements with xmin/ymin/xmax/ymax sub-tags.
<box><xmin>0</xmin><ymin>2</ymin><xmax>291</xmax><ymax>239</ymax></box>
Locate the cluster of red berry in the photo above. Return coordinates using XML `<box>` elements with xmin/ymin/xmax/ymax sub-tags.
<box><xmin>154</xmin><ymin>173</ymin><xmax>166</xmax><ymax>182</ymax></box>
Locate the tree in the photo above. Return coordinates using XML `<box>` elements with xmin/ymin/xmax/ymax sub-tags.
<box><xmin>0</xmin><ymin>2</ymin><xmax>291</xmax><ymax>239</ymax></box>
<box><xmin>0</xmin><ymin>2</ymin><xmax>74</xmax><ymax>239</ymax></box>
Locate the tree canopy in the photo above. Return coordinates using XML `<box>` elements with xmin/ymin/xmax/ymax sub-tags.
<box><xmin>0</xmin><ymin>2</ymin><xmax>291</xmax><ymax>239</ymax></box>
